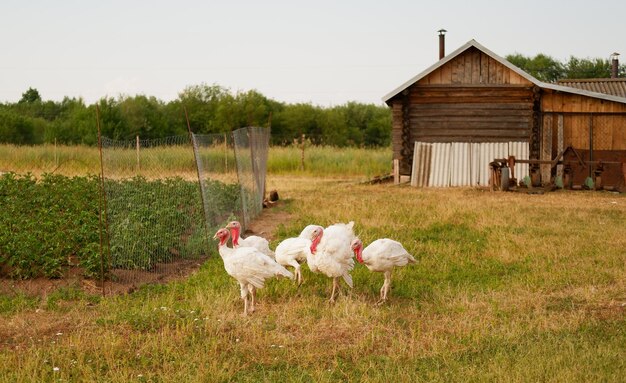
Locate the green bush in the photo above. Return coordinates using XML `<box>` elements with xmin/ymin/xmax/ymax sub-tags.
<box><xmin>0</xmin><ymin>173</ymin><xmax>239</xmax><ymax>279</ymax></box>
<box><xmin>0</xmin><ymin>173</ymin><xmax>100</xmax><ymax>278</ymax></box>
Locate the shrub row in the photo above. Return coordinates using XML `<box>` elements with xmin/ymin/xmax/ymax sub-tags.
<box><xmin>0</xmin><ymin>173</ymin><xmax>239</xmax><ymax>279</ymax></box>
<box><xmin>0</xmin><ymin>173</ymin><xmax>100</xmax><ymax>278</ymax></box>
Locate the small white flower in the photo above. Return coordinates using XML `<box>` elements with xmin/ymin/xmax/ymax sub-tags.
<box><xmin>235</xmin><ymin>338</ymin><xmax>240</xmax><ymax>342</ymax></box>
<box><xmin>138</xmin><ymin>374</ymin><xmax>143</xmax><ymax>378</ymax></box>
<box><xmin>56</xmin><ymin>332</ymin><xmax>63</xmax><ymax>336</ymax></box>
<box><xmin>53</xmin><ymin>367</ymin><xmax>60</xmax><ymax>372</ymax></box>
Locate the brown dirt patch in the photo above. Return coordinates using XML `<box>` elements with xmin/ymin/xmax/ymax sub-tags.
<box><xmin>0</xmin><ymin>200</ymin><xmax>293</xmax><ymax>298</ymax></box>
<box><xmin>245</xmin><ymin>200</ymin><xmax>292</xmax><ymax>241</ymax></box>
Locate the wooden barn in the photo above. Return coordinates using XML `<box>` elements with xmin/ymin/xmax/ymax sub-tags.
<box><xmin>383</xmin><ymin>39</ymin><xmax>626</xmax><ymax>189</ymax></box>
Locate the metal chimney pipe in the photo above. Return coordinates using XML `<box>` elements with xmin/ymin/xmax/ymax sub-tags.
<box><xmin>610</xmin><ymin>52</ymin><xmax>620</xmax><ymax>78</ymax></box>
<box><xmin>438</xmin><ymin>29</ymin><xmax>447</xmax><ymax>60</ymax></box>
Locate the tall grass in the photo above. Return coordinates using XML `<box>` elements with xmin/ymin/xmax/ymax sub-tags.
<box><xmin>0</xmin><ymin>143</ymin><xmax>391</xmax><ymax>178</ymax></box>
<box><xmin>1</xmin><ymin>177</ymin><xmax>625</xmax><ymax>382</ymax></box>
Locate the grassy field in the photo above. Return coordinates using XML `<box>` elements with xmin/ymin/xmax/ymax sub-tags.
<box><xmin>0</xmin><ymin>143</ymin><xmax>392</xmax><ymax>178</ymax></box>
<box><xmin>1</xmin><ymin>170</ymin><xmax>625</xmax><ymax>382</ymax></box>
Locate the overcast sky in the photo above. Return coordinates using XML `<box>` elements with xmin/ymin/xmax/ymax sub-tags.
<box><xmin>1</xmin><ymin>0</ymin><xmax>624</xmax><ymax>106</ymax></box>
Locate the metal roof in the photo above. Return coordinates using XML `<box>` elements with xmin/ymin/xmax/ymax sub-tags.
<box><xmin>556</xmin><ymin>78</ymin><xmax>626</xmax><ymax>98</ymax></box>
<box><xmin>383</xmin><ymin>39</ymin><xmax>626</xmax><ymax>105</ymax></box>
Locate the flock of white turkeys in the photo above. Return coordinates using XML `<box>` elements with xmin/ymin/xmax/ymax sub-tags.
<box><xmin>213</xmin><ymin>220</ymin><xmax>415</xmax><ymax>315</ymax></box>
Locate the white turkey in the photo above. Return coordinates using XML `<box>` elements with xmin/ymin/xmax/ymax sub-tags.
<box><xmin>275</xmin><ymin>226</ymin><xmax>323</xmax><ymax>286</ymax></box>
<box><xmin>226</xmin><ymin>220</ymin><xmax>274</xmax><ymax>258</ymax></box>
<box><xmin>350</xmin><ymin>238</ymin><xmax>416</xmax><ymax>305</ymax></box>
<box><xmin>298</xmin><ymin>224</ymin><xmax>323</xmax><ymax>240</ymax></box>
<box><xmin>213</xmin><ymin>228</ymin><xmax>293</xmax><ymax>315</ymax></box>
<box><xmin>305</xmin><ymin>221</ymin><xmax>356</xmax><ymax>303</ymax></box>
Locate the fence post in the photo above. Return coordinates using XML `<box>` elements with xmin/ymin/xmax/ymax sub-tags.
<box><xmin>224</xmin><ymin>132</ymin><xmax>228</xmax><ymax>173</ymax></box>
<box><xmin>96</xmin><ymin>105</ymin><xmax>109</xmax><ymax>297</ymax></box>
<box><xmin>54</xmin><ymin>138</ymin><xmax>58</xmax><ymax>168</ymax></box>
<box><xmin>136</xmin><ymin>135</ymin><xmax>140</xmax><ymax>171</ymax></box>
<box><xmin>300</xmin><ymin>133</ymin><xmax>305</xmax><ymax>171</ymax></box>
<box><xmin>393</xmin><ymin>159</ymin><xmax>400</xmax><ymax>185</ymax></box>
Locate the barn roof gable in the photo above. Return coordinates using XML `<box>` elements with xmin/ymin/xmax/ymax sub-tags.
<box><xmin>382</xmin><ymin>39</ymin><xmax>626</xmax><ymax>105</ymax></box>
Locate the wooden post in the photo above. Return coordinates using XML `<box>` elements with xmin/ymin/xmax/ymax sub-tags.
<box><xmin>541</xmin><ymin>114</ymin><xmax>553</xmax><ymax>185</ymax></box>
<box><xmin>136</xmin><ymin>135</ymin><xmax>140</xmax><ymax>171</ymax></box>
<box><xmin>300</xmin><ymin>133</ymin><xmax>305</xmax><ymax>171</ymax></box>
<box><xmin>393</xmin><ymin>159</ymin><xmax>400</xmax><ymax>185</ymax></box>
<box><xmin>224</xmin><ymin>132</ymin><xmax>228</xmax><ymax>173</ymax></box>
<box><xmin>556</xmin><ymin>114</ymin><xmax>564</xmax><ymax>184</ymax></box>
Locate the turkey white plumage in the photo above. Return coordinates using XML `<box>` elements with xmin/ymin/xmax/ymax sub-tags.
<box><xmin>226</xmin><ymin>220</ymin><xmax>275</xmax><ymax>258</ymax></box>
<box><xmin>274</xmin><ymin>226</ymin><xmax>323</xmax><ymax>286</ymax></box>
<box><xmin>350</xmin><ymin>238</ymin><xmax>415</xmax><ymax>304</ymax></box>
<box><xmin>213</xmin><ymin>228</ymin><xmax>293</xmax><ymax>315</ymax></box>
<box><xmin>305</xmin><ymin>221</ymin><xmax>356</xmax><ymax>302</ymax></box>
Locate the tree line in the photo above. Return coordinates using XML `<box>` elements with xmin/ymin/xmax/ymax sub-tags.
<box><xmin>0</xmin><ymin>84</ymin><xmax>392</xmax><ymax>147</ymax></box>
<box><xmin>505</xmin><ymin>53</ymin><xmax>625</xmax><ymax>82</ymax></box>
<box><xmin>2</xmin><ymin>54</ymin><xmax>623</xmax><ymax>147</ymax></box>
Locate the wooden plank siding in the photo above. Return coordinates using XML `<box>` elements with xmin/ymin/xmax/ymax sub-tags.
<box><xmin>391</xmin><ymin>101</ymin><xmax>404</xmax><ymax>167</ymax></box>
<box><xmin>405</xmin><ymin>85</ymin><xmax>534</xmax><ymax>144</ymax></box>
<box><xmin>387</xmin><ymin>43</ymin><xmax>626</xmax><ymax>176</ymax></box>
<box><xmin>542</xmin><ymin>90</ymin><xmax>626</xmax><ymax>151</ymax></box>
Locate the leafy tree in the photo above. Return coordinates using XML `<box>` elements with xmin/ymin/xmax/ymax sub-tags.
<box><xmin>506</xmin><ymin>53</ymin><xmax>565</xmax><ymax>82</ymax></box>
<box><xmin>0</xmin><ymin>109</ymin><xmax>36</xmax><ymax>144</ymax></box>
<box><xmin>236</xmin><ymin>90</ymin><xmax>271</xmax><ymax>128</ymax></box>
<box><xmin>18</xmin><ymin>87</ymin><xmax>42</xmax><ymax>104</ymax></box>
<box><xmin>564</xmin><ymin>56</ymin><xmax>612</xmax><ymax>79</ymax></box>
<box><xmin>507</xmin><ymin>53</ymin><xmax>626</xmax><ymax>81</ymax></box>
<box><xmin>48</xmin><ymin>98</ymin><xmax>96</xmax><ymax>144</ymax></box>
<box><xmin>178</xmin><ymin>83</ymin><xmax>229</xmax><ymax>133</ymax></box>
<box><xmin>272</xmin><ymin>103</ymin><xmax>321</xmax><ymax>144</ymax></box>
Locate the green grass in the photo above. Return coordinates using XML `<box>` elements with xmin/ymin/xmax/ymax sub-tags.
<box><xmin>0</xmin><ymin>143</ymin><xmax>391</xmax><ymax>178</ymax></box>
<box><xmin>1</xmin><ymin>162</ymin><xmax>625</xmax><ymax>381</ymax></box>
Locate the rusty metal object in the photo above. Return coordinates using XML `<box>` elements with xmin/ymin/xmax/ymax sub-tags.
<box><xmin>490</xmin><ymin>146</ymin><xmax>626</xmax><ymax>192</ymax></box>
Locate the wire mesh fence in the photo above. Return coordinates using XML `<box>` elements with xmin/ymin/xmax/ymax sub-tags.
<box><xmin>232</xmin><ymin>127</ymin><xmax>270</xmax><ymax>229</ymax></box>
<box><xmin>100</xmin><ymin>135</ymin><xmax>210</xmax><ymax>282</ymax></box>
<box><xmin>99</xmin><ymin>128</ymin><xmax>270</xmax><ymax>284</ymax></box>
<box><xmin>191</xmin><ymin>133</ymin><xmax>241</xmax><ymax>233</ymax></box>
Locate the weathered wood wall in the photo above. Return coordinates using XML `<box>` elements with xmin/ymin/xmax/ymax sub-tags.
<box><xmin>389</xmin><ymin>45</ymin><xmax>626</xmax><ymax>177</ymax></box>
<box><xmin>392</xmin><ymin>47</ymin><xmax>536</xmax><ymax>174</ymax></box>
<box><xmin>541</xmin><ymin>91</ymin><xmax>626</xmax><ymax>151</ymax></box>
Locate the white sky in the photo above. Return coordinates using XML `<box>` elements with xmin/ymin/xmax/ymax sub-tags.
<box><xmin>1</xmin><ymin>0</ymin><xmax>624</xmax><ymax>106</ymax></box>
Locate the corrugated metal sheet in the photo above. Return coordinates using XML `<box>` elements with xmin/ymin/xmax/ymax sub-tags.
<box><xmin>556</xmin><ymin>79</ymin><xmax>626</xmax><ymax>99</ymax></box>
<box><xmin>470</xmin><ymin>143</ymin><xmax>480</xmax><ymax>186</ymax></box>
<box><xmin>429</xmin><ymin>143</ymin><xmax>451</xmax><ymax>187</ymax></box>
<box><xmin>450</xmin><ymin>142</ymin><xmax>471</xmax><ymax>186</ymax></box>
<box><xmin>410</xmin><ymin>141</ymin><xmax>529</xmax><ymax>188</ymax></box>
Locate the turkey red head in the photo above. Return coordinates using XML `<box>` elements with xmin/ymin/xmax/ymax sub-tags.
<box><xmin>350</xmin><ymin>238</ymin><xmax>364</xmax><ymax>263</ymax></box>
<box><xmin>225</xmin><ymin>221</ymin><xmax>242</xmax><ymax>246</ymax></box>
<box><xmin>309</xmin><ymin>227</ymin><xmax>323</xmax><ymax>254</ymax></box>
<box><xmin>213</xmin><ymin>228</ymin><xmax>231</xmax><ymax>247</ymax></box>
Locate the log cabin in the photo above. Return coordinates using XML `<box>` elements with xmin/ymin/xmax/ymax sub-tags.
<box><xmin>383</xmin><ymin>38</ymin><xmax>626</xmax><ymax>189</ymax></box>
